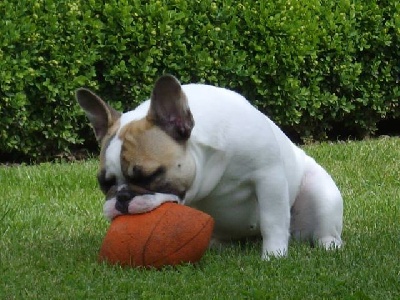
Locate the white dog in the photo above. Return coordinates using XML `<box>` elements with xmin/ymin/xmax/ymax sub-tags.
<box><xmin>76</xmin><ymin>74</ymin><xmax>343</xmax><ymax>260</ymax></box>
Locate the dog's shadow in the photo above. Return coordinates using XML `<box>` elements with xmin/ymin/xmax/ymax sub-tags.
<box><xmin>207</xmin><ymin>236</ymin><xmax>263</xmax><ymax>256</ymax></box>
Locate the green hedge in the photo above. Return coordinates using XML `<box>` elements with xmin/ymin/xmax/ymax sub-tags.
<box><xmin>1</xmin><ymin>0</ymin><xmax>399</xmax><ymax>161</ymax></box>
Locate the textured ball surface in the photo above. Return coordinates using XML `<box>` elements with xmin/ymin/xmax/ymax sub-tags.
<box><xmin>98</xmin><ymin>202</ymin><xmax>214</xmax><ymax>268</ymax></box>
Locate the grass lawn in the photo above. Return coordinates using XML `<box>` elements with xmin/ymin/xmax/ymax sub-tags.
<box><xmin>1</xmin><ymin>137</ymin><xmax>399</xmax><ymax>299</ymax></box>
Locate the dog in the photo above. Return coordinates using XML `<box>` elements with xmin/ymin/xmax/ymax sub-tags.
<box><xmin>76</xmin><ymin>74</ymin><xmax>343</xmax><ymax>260</ymax></box>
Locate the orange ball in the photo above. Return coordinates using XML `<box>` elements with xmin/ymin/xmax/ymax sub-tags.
<box><xmin>98</xmin><ymin>202</ymin><xmax>214</xmax><ymax>269</ymax></box>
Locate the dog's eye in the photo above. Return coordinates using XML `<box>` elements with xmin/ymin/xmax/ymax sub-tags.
<box><xmin>97</xmin><ymin>170</ymin><xmax>116</xmax><ymax>194</ymax></box>
<box><xmin>129</xmin><ymin>166</ymin><xmax>166</xmax><ymax>186</ymax></box>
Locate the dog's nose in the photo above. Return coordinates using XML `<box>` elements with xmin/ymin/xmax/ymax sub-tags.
<box><xmin>116</xmin><ymin>189</ymin><xmax>135</xmax><ymax>202</ymax></box>
<box><xmin>115</xmin><ymin>189</ymin><xmax>137</xmax><ymax>214</ymax></box>
<box><xmin>115</xmin><ymin>200</ymin><xmax>129</xmax><ymax>214</ymax></box>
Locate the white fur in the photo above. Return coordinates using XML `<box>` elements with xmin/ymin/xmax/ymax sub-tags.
<box><xmin>106</xmin><ymin>83</ymin><xmax>343</xmax><ymax>260</ymax></box>
<box><xmin>105</xmin><ymin>137</ymin><xmax>123</xmax><ymax>184</ymax></box>
<box><xmin>103</xmin><ymin>193</ymin><xmax>180</xmax><ymax>221</ymax></box>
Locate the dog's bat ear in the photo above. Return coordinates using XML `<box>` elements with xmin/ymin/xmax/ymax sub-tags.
<box><xmin>75</xmin><ymin>88</ymin><xmax>121</xmax><ymax>143</ymax></box>
<box><xmin>147</xmin><ymin>75</ymin><xmax>194</xmax><ymax>141</ymax></box>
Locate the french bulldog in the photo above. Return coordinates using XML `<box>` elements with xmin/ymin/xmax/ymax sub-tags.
<box><xmin>76</xmin><ymin>74</ymin><xmax>343</xmax><ymax>260</ymax></box>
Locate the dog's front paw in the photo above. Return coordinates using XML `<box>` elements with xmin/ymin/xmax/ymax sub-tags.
<box><xmin>317</xmin><ymin>236</ymin><xmax>343</xmax><ymax>250</ymax></box>
<box><xmin>261</xmin><ymin>240</ymin><xmax>288</xmax><ymax>260</ymax></box>
<box><xmin>261</xmin><ymin>248</ymin><xmax>288</xmax><ymax>261</ymax></box>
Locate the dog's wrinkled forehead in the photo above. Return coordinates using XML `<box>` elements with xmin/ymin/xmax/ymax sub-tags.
<box><xmin>100</xmin><ymin>117</ymin><xmax>178</xmax><ymax>183</ymax></box>
<box><xmin>99</xmin><ymin>110</ymin><xmax>148</xmax><ymax>178</ymax></box>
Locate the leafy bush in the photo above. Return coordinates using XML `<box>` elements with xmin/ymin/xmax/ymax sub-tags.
<box><xmin>0</xmin><ymin>0</ymin><xmax>100</xmax><ymax>161</ymax></box>
<box><xmin>0</xmin><ymin>0</ymin><xmax>399</xmax><ymax>161</ymax></box>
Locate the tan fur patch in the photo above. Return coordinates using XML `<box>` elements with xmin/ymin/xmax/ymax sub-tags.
<box><xmin>118</xmin><ymin>118</ymin><xmax>181</xmax><ymax>177</ymax></box>
<box><xmin>98</xmin><ymin>114</ymin><xmax>195</xmax><ymax>197</ymax></box>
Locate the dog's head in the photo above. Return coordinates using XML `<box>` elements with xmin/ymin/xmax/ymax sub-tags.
<box><xmin>76</xmin><ymin>75</ymin><xmax>196</xmax><ymax>215</ymax></box>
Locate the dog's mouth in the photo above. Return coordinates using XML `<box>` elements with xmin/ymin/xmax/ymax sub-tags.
<box><xmin>105</xmin><ymin>184</ymin><xmax>185</xmax><ymax>214</ymax></box>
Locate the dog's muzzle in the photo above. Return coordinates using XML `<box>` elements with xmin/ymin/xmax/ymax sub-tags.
<box><xmin>106</xmin><ymin>183</ymin><xmax>185</xmax><ymax>214</ymax></box>
<box><xmin>114</xmin><ymin>188</ymin><xmax>137</xmax><ymax>214</ymax></box>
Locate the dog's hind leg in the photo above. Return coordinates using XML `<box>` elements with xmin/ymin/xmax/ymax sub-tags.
<box><xmin>290</xmin><ymin>157</ymin><xmax>343</xmax><ymax>249</ymax></box>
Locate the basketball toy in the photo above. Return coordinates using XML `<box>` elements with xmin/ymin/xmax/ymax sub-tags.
<box><xmin>98</xmin><ymin>202</ymin><xmax>214</xmax><ymax>268</ymax></box>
